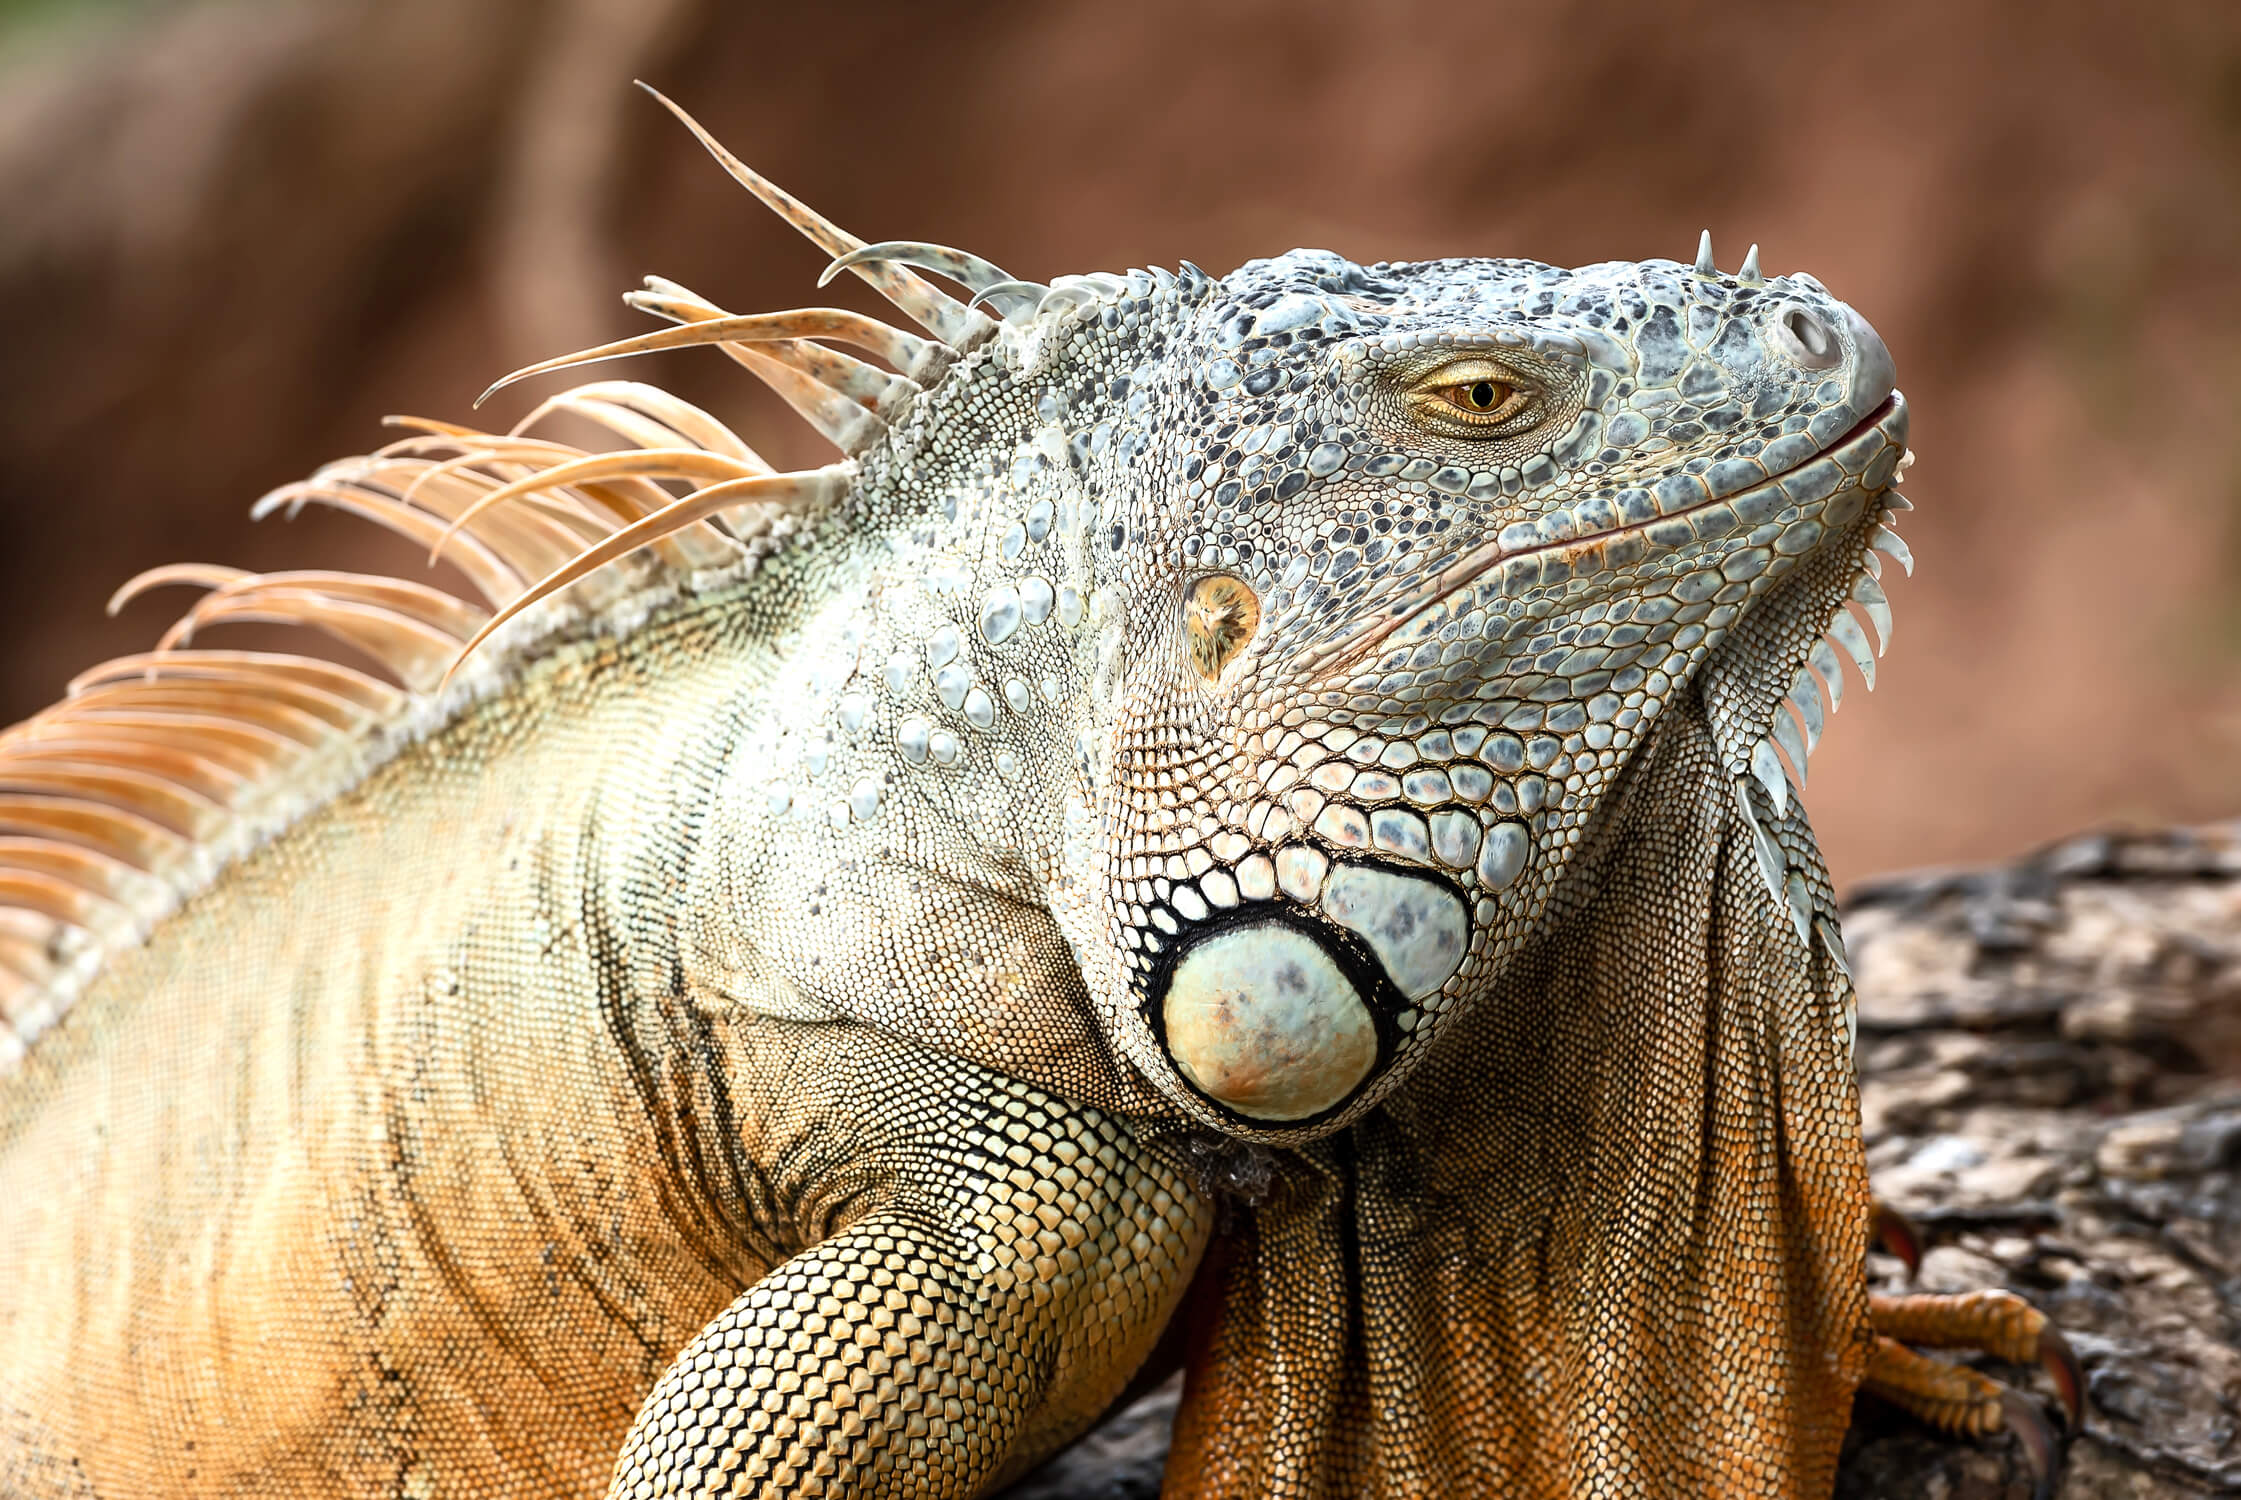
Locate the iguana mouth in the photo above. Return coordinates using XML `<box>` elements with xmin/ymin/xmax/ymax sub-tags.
<box><xmin>1305</xmin><ymin>389</ymin><xmax>1909</xmax><ymax>681</ymax></box>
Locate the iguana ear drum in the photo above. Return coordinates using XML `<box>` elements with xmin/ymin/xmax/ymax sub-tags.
<box><xmin>1160</xmin><ymin>921</ymin><xmax>1378</xmax><ymax>1121</ymax></box>
<box><xmin>1183</xmin><ymin>574</ymin><xmax>1260</xmax><ymax>685</ymax></box>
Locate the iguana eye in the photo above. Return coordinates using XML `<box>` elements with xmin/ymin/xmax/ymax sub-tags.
<box><xmin>1450</xmin><ymin>379</ymin><xmax>1511</xmax><ymax>413</ymax></box>
<box><xmin>1405</xmin><ymin>359</ymin><xmax>1535</xmax><ymax>433</ymax></box>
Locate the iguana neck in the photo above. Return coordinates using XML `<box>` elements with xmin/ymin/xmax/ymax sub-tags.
<box><xmin>658</xmin><ymin>305</ymin><xmax>1195</xmax><ymax>1117</ymax></box>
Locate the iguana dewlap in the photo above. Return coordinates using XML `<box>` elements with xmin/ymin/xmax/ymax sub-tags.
<box><xmin>0</xmin><ymin>89</ymin><xmax>2025</xmax><ymax>1499</ymax></box>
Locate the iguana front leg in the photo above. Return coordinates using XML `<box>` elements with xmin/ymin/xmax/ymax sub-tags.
<box><xmin>607</xmin><ymin>1041</ymin><xmax>1212</xmax><ymax>1499</ymax></box>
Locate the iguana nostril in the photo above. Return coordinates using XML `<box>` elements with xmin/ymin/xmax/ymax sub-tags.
<box><xmin>1787</xmin><ymin>309</ymin><xmax>1831</xmax><ymax>358</ymax></box>
<box><xmin>1161</xmin><ymin>923</ymin><xmax>1377</xmax><ymax>1121</ymax></box>
<box><xmin>1771</xmin><ymin>303</ymin><xmax>1841</xmax><ymax>370</ymax></box>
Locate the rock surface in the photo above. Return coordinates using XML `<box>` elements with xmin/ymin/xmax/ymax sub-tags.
<box><xmin>1839</xmin><ymin>823</ymin><xmax>2241</xmax><ymax>1497</ymax></box>
<box><xmin>1004</xmin><ymin>825</ymin><xmax>2241</xmax><ymax>1498</ymax></box>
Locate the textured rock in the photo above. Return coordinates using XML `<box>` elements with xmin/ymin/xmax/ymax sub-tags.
<box><xmin>1840</xmin><ymin>823</ymin><xmax>2241</xmax><ymax>1497</ymax></box>
<box><xmin>1005</xmin><ymin>824</ymin><xmax>2241</xmax><ymax>1497</ymax></box>
<box><xmin>1002</xmin><ymin>1378</ymin><xmax>1181</xmax><ymax>1500</ymax></box>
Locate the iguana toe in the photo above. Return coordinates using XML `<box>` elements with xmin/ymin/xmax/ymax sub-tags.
<box><xmin>1862</xmin><ymin>1289</ymin><xmax>2084</xmax><ymax>1495</ymax></box>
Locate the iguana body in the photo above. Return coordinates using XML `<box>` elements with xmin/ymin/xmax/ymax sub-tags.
<box><xmin>0</xmin><ymin>94</ymin><xmax>2055</xmax><ymax>1498</ymax></box>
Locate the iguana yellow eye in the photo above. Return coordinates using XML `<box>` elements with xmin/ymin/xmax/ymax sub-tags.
<box><xmin>1184</xmin><ymin>574</ymin><xmax>1261</xmax><ymax>684</ymax></box>
<box><xmin>1405</xmin><ymin>360</ymin><xmax>1535</xmax><ymax>433</ymax></box>
<box><xmin>1451</xmin><ymin>379</ymin><xmax>1511</xmax><ymax>413</ymax></box>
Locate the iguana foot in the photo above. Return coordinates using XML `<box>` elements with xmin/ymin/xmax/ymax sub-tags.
<box><xmin>1870</xmin><ymin>1289</ymin><xmax>2084</xmax><ymax>1428</ymax></box>
<box><xmin>1862</xmin><ymin>1289</ymin><xmax>2085</xmax><ymax>1499</ymax></box>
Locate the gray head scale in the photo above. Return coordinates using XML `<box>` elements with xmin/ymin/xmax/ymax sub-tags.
<box><xmin>1033</xmin><ymin>240</ymin><xmax>1906</xmax><ymax>1141</ymax></box>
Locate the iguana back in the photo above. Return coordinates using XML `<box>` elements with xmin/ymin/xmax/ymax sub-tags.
<box><xmin>0</xmin><ymin>93</ymin><xmax>1211</xmax><ymax>1492</ymax></box>
<box><xmin>2</xmin><ymin>501</ymin><xmax>1214</xmax><ymax>1497</ymax></box>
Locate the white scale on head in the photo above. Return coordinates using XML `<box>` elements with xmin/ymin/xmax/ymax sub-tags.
<box><xmin>1160</xmin><ymin>858</ymin><xmax>1482</xmax><ymax>1121</ymax></box>
<box><xmin>1319</xmin><ymin>865</ymin><xmax>1468</xmax><ymax>1001</ymax></box>
<box><xmin>1162</xmin><ymin>924</ymin><xmax>1376</xmax><ymax>1121</ymax></box>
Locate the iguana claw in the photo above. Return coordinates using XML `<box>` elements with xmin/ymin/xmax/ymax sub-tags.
<box><xmin>1999</xmin><ymin>1387</ymin><xmax>2061</xmax><ymax>1500</ymax></box>
<box><xmin>2038</xmin><ymin>1321</ymin><xmax>2086</xmax><ymax>1431</ymax></box>
<box><xmin>1869</xmin><ymin>1197</ymin><xmax>1923</xmax><ymax>1277</ymax></box>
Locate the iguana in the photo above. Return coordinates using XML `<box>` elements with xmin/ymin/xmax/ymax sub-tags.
<box><xmin>0</xmin><ymin>89</ymin><xmax>2080</xmax><ymax>1498</ymax></box>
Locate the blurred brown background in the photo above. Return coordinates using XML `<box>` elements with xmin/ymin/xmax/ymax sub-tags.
<box><xmin>0</xmin><ymin>0</ymin><xmax>2236</xmax><ymax>888</ymax></box>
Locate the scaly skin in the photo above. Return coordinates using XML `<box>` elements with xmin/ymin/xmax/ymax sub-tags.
<box><xmin>0</xmin><ymin>605</ymin><xmax>1210</xmax><ymax>1496</ymax></box>
<box><xmin>0</xmin><ymin>105</ymin><xmax>1956</xmax><ymax>1496</ymax></box>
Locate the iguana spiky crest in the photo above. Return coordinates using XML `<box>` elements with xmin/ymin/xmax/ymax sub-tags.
<box><xmin>0</xmin><ymin>91</ymin><xmax>981</xmax><ymax>1069</ymax></box>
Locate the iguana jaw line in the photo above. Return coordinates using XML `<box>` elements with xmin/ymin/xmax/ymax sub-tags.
<box><xmin>1304</xmin><ymin>389</ymin><xmax>1909</xmax><ymax>682</ymax></box>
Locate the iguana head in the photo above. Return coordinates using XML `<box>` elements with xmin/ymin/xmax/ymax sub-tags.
<box><xmin>1001</xmin><ymin>237</ymin><xmax>1909</xmax><ymax>1140</ymax></box>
